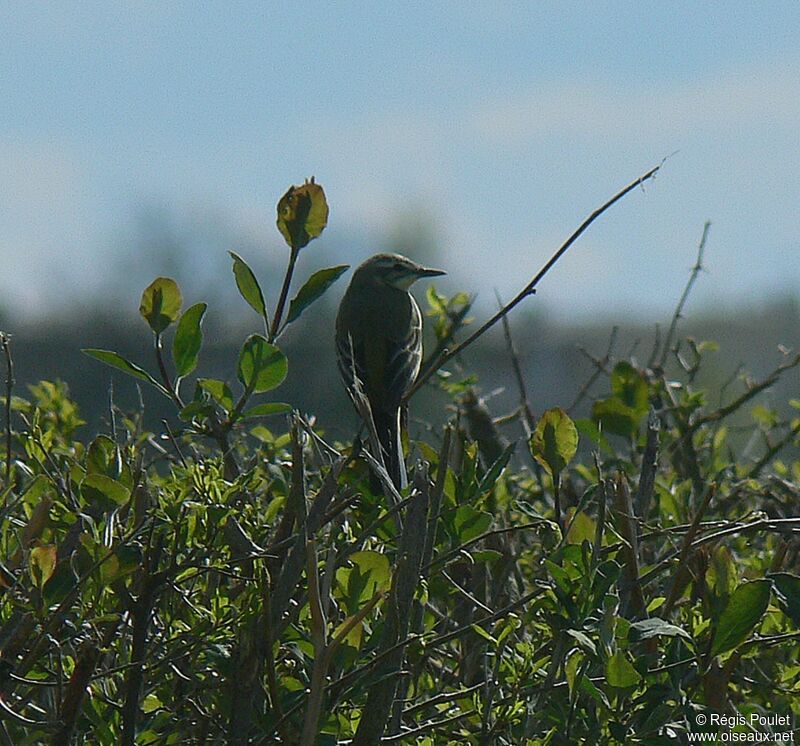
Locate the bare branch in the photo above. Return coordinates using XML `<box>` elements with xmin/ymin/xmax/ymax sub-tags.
<box><xmin>658</xmin><ymin>221</ymin><xmax>711</xmax><ymax>370</ymax></box>
<box><xmin>407</xmin><ymin>164</ymin><xmax>663</xmax><ymax>399</ymax></box>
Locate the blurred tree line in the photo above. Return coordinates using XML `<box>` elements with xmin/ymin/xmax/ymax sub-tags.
<box><xmin>1</xmin><ymin>202</ymin><xmax>798</xmax><ymax>449</ymax></box>
<box><xmin>2</xmin><ymin>293</ymin><xmax>798</xmax><ymax>452</ymax></box>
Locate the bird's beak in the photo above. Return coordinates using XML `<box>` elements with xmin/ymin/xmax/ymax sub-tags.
<box><xmin>417</xmin><ymin>266</ymin><xmax>446</xmax><ymax>278</ymax></box>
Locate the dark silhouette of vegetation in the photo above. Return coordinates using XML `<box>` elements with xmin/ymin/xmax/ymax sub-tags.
<box><xmin>1</xmin><ymin>177</ymin><xmax>798</xmax><ymax>744</ymax></box>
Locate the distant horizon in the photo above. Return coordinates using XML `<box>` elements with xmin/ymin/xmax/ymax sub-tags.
<box><xmin>3</xmin><ymin>3</ymin><xmax>799</xmax><ymax>328</ymax></box>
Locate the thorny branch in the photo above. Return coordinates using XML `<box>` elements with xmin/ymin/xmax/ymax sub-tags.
<box><xmin>407</xmin><ymin>164</ymin><xmax>663</xmax><ymax>399</ymax></box>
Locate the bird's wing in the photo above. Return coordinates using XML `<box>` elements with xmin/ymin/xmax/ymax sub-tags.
<box><xmin>336</xmin><ymin>291</ymin><xmax>422</xmax><ymax>409</ymax></box>
<box><xmin>384</xmin><ymin>295</ymin><xmax>423</xmax><ymax>407</ymax></box>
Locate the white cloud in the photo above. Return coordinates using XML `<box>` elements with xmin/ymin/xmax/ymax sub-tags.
<box><xmin>470</xmin><ymin>65</ymin><xmax>800</xmax><ymax>145</ymax></box>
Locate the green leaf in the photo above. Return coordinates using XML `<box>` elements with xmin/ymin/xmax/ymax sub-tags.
<box><xmin>29</xmin><ymin>545</ymin><xmax>57</xmax><ymax>589</ymax></box>
<box><xmin>591</xmin><ymin>398</ymin><xmax>641</xmax><ymax>438</ymax></box>
<box><xmin>82</xmin><ymin>349</ymin><xmax>163</xmax><ymax>390</ymax></box>
<box><xmin>86</xmin><ymin>435</ymin><xmax>117</xmax><ymax>477</ymax></box>
<box><xmin>139</xmin><ymin>277</ymin><xmax>182</xmax><ymax>334</ymax></box>
<box><xmin>580</xmin><ymin>671</ymin><xmax>610</xmax><ymax>708</ymax></box>
<box><xmin>276</xmin><ymin>178</ymin><xmax>329</xmax><ymax>250</ymax></box>
<box><xmin>172</xmin><ymin>302</ymin><xmax>207</xmax><ymax>377</ymax></box>
<box><xmin>768</xmin><ymin>573</ymin><xmax>800</xmax><ymax>627</ymax></box>
<box><xmin>453</xmin><ymin>505</ymin><xmax>492</xmax><ymax>543</ymax></box>
<box><xmin>197</xmin><ymin>378</ymin><xmax>234</xmax><ymax>412</ymax></box>
<box><xmin>628</xmin><ymin>618</ymin><xmax>692</xmax><ymax>642</ymax></box>
<box><xmin>566</xmin><ymin>511</ymin><xmax>596</xmax><ymax>545</ymax></box>
<box><xmin>81</xmin><ymin>473</ymin><xmax>132</xmax><ymax>507</ymax></box>
<box><xmin>710</xmin><ymin>579</ymin><xmax>771</xmax><ymax>656</ymax></box>
<box><xmin>237</xmin><ymin>336</ymin><xmax>288</xmax><ymax>393</ymax></box>
<box><xmin>241</xmin><ymin>402</ymin><xmax>292</xmax><ymax>419</ymax></box>
<box><xmin>477</xmin><ymin>442</ymin><xmax>515</xmax><ymax>493</ymax></box>
<box><xmin>286</xmin><ymin>265</ymin><xmax>349</xmax><ymax>325</ymax></box>
<box><xmin>529</xmin><ymin>407</ymin><xmax>578</xmax><ymax>477</ymax></box>
<box><xmin>566</xmin><ymin>629</ymin><xmax>597</xmax><ymax>656</ymax></box>
<box><xmin>471</xmin><ymin>549</ymin><xmax>502</xmax><ymax>564</ymax></box>
<box><xmin>470</xmin><ymin>624</ymin><xmax>497</xmax><ymax>645</ymax></box>
<box><xmin>349</xmin><ymin>551</ymin><xmax>392</xmax><ymax>598</ymax></box>
<box><xmin>610</xmin><ymin>361</ymin><xmax>649</xmax><ymax>416</ymax></box>
<box><xmin>591</xmin><ymin>362</ymin><xmax>649</xmax><ymax>438</ymax></box>
<box><xmin>178</xmin><ymin>400</ymin><xmax>215</xmax><ymax>421</ymax></box>
<box><xmin>229</xmin><ymin>252</ymin><xmax>268</xmax><ymax>320</ymax></box>
<box><xmin>574</xmin><ymin>418</ymin><xmax>613</xmax><ymax>453</ymax></box>
<box><xmin>605</xmin><ymin>651</ymin><xmax>641</xmax><ymax>688</ymax></box>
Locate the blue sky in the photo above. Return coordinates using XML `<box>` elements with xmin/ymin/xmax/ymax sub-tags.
<box><xmin>2</xmin><ymin>2</ymin><xmax>799</xmax><ymax>323</ymax></box>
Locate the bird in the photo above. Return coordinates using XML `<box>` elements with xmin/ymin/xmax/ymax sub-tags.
<box><xmin>336</xmin><ymin>253</ymin><xmax>445</xmax><ymax>490</ymax></box>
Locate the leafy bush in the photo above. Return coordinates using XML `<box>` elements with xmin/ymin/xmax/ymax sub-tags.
<box><xmin>0</xmin><ymin>178</ymin><xmax>798</xmax><ymax>745</ymax></box>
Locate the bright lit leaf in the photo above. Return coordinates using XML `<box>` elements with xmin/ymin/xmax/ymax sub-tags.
<box><xmin>530</xmin><ymin>407</ymin><xmax>578</xmax><ymax>477</ymax></box>
<box><xmin>198</xmin><ymin>378</ymin><xmax>234</xmax><ymax>411</ymax></box>
<box><xmin>566</xmin><ymin>629</ymin><xmax>597</xmax><ymax>656</ymax></box>
<box><xmin>230</xmin><ymin>252</ymin><xmax>268</xmax><ymax>320</ymax></box>
<box><xmin>349</xmin><ymin>551</ymin><xmax>392</xmax><ymax>598</ymax></box>
<box><xmin>710</xmin><ymin>579</ymin><xmax>771</xmax><ymax>656</ymax></box>
<box><xmin>605</xmin><ymin>650</ymin><xmax>641</xmax><ymax>688</ymax></box>
<box><xmin>139</xmin><ymin>277</ymin><xmax>182</xmax><ymax>334</ymax></box>
<box><xmin>237</xmin><ymin>336</ymin><xmax>288</xmax><ymax>393</ymax></box>
<box><xmin>81</xmin><ymin>473</ymin><xmax>132</xmax><ymax>507</ymax></box>
<box><xmin>172</xmin><ymin>302</ymin><xmax>207</xmax><ymax>378</ymax></box>
<box><xmin>241</xmin><ymin>402</ymin><xmax>292</xmax><ymax>419</ymax></box>
<box><xmin>29</xmin><ymin>545</ymin><xmax>57</xmax><ymax>589</ymax></box>
<box><xmin>628</xmin><ymin>618</ymin><xmax>692</xmax><ymax>642</ymax></box>
<box><xmin>276</xmin><ymin>178</ymin><xmax>329</xmax><ymax>250</ymax></box>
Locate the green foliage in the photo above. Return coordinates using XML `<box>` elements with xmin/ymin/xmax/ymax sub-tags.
<box><xmin>81</xmin><ymin>349</ymin><xmax>163</xmax><ymax>390</ymax></box>
<box><xmin>529</xmin><ymin>407</ymin><xmax>578</xmax><ymax>477</ymax></box>
<box><xmin>286</xmin><ymin>264</ymin><xmax>349</xmax><ymax>324</ymax></box>
<box><xmin>139</xmin><ymin>276</ymin><xmax>182</xmax><ymax>334</ymax></box>
<box><xmin>237</xmin><ymin>335</ymin><xmax>288</xmax><ymax>393</ymax></box>
<box><xmin>276</xmin><ymin>177</ymin><xmax>329</xmax><ymax>250</ymax></box>
<box><xmin>710</xmin><ymin>580</ymin><xmax>772</xmax><ymax>656</ymax></box>
<box><xmin>4</xmin><ymin>183</ymin><xmax>800</xmax><ymax>744</ymax></box>
<box><xmin>172</xmin><ymin>302</ymin><xmax>207</xmax><ymax>378</ymax></box>
<box><xmin>230</xmin><ymin>250</ymin><xmax>268</xmax><ymax>322</ymax></box>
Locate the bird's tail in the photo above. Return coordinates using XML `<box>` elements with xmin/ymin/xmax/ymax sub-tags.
<box><xmin>372</xmin><ymin>407</ymin><xmax>407</xmax><ymax>491</ymax></box>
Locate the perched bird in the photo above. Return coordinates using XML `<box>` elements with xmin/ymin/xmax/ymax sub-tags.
<box><xmin>336</xmin><ymin>253</ymin><xmax>445</xmax><ymax>490</ymax></box>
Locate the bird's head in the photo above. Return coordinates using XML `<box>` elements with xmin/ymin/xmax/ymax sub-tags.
<box><xmin>354</xmin><ymin>253</ymin><xmax>445</xmax><ymax>290</ymax></box>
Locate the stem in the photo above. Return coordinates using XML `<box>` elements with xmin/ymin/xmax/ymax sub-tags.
<box><xmin>658</xmin><ymin>221</ymin><xmax>711</xmax><ymax>369</ymax></box>
<box><xmin>495</xmin><ymin>292</ymin><xmax>535</xmax><ymax>434</ymax></box>
<box><xmin>270</xmin><ymin>247</ymin><xmax>299</xmax><ymax>341</ymax></box>
<box><xmin>553</xmin><ymin>475</ymin><xmax>561</xmax><ymax>531</ymax></box>
<box><xmin>1</xmin><ymin>332</ymin><xmax>13</xmax><ymax>490</ymax></box>
<box><xmin>154</xmin><ymin>332</ymin><xmax>182</xmax><ymax>408</ymax></box>
<box><xmin>300</xmin><ymin>539</ymin><xmax>326</xmax><ymax>746</ymax></box>
<box><xmin>407</xmin><ymin>164</ymin><xmax>662</xmax><ymax>400</ymax></box>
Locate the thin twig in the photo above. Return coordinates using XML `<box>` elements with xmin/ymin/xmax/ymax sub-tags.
<box><xmin>568</xmin><ymin>327</ymin><xmax>618</xmax><ymax>413</ymax></box>
<box><xmin>407</xmin><ymin>164</ymin><xmax>662</xmax><ymax>400</ymax></box>
<box><xmin>689</xmin><ymin>354</ymin><xmax>800</xmax><ymax>435</ymax></box>
<box><xmin>0</xmin><ymin>332</ymin><xmax>13</xmax><ymax>490</ymax></box>
<box><xmin>748</xmin><ymin>418</ymin><xmax>800</xmax><ymax>478</ymax></box>
<box><xmin>495</xmin><ymin>291</ymin><xmax>535</xmax><ymax>434</ymax></box>
<box><xmin>658</xmin><ymin>221</ymin><xmax>710</xmax><ymax>370</ymax></box>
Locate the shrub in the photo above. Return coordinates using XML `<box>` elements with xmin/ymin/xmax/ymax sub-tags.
<box><xmin>0</xmin><ymin>177</ymin><xmax>798</xmax><ymax>745</ymax></box>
